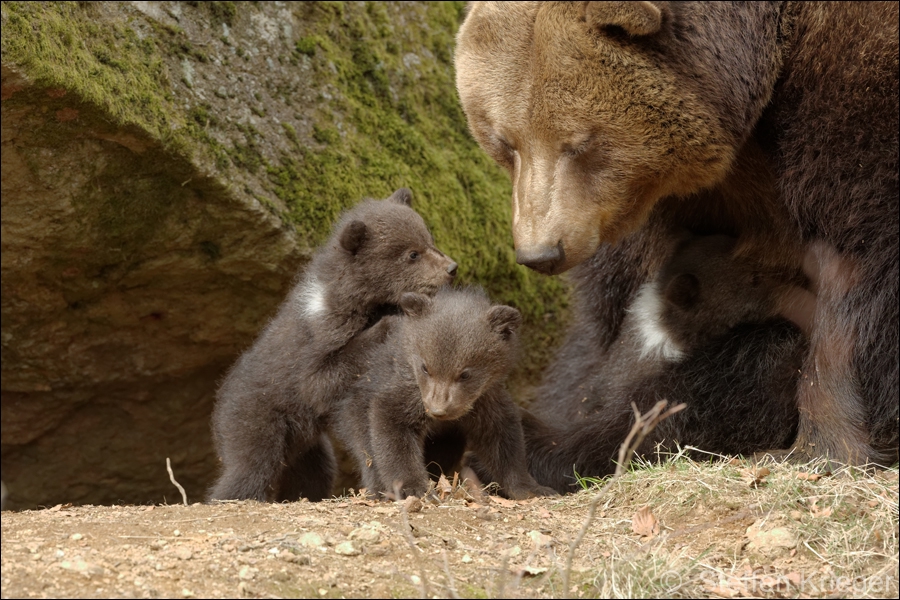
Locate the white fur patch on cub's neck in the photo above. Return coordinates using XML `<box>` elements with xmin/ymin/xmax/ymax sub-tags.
<box><xmin>629</xmin><ymin>282</ymin><xmax>684</xmax><ymax>361</ymax></box>
<box><xmin>297</xmin><ymin>276</ymin><xmax>327</xmax><ymax>317</ymax></box>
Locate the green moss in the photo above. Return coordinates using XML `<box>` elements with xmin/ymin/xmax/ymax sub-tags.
<box><xmin>1</xmin><ymin>2</ymin><xmax>185</xmax><ymax>150</ymax></box>
<box><xmin>294</xmin><ymin>35</ymin><xmax>321</xmax><ymax>57</ymax></box>
<box><xmin>263</xmin><ymin>1</ymin><xmax>568</xmax><ymax>384</ymax></box>
<box><xmin>0</xmin><ymin>0</ymin><xmax>570</xmax><ymax>386</ymax></box>
<box><xmin>204</xmin><ymin>1</ymin><xmax>237</xmax><ymax>28</ymax></box>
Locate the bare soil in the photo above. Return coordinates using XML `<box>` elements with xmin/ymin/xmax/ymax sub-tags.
<box><xmin>2</xmin><ymin>458</ymin><xmax>898</xmax><ymax>599</ymax></box>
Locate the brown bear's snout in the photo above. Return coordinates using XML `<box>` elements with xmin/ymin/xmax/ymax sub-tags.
<box><xmin>516</xmin><ymin>241</ymin><xmax>566</xmax><ymax>275</ymax></box>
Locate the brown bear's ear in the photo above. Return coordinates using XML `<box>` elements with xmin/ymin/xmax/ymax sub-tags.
<box><xmin>488</xmin><ymin>305</ymin><xmax>522</xmax><ymax>341</ymax></box>
<box><xmin>582</xmin><ymin>1</ymin><xmax>663</xmax><ymax>37</ymax></box>
<box><xmin>339</xmin><ymin>220</ymin><xmax>368</xmax><ymax>255</ymax></box>
<box><xmin>387</xmin><ymin>187</ymin><xmax>414</xmax><ymax>207</ymax></box>
<box><xmin>399</xmin><ymin>292</ymin><xmax>432</xmax><ymax>318</ymax></box>
<box><xmin>664</xmin><ymin>273</ymin><xmax>700</xmax><ymax>310</ymax></box>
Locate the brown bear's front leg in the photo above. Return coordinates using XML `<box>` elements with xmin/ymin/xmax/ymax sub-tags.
<box><xmin>791</xmin><ymin>241</ymin><xmax>873</xmax><ymax>466</ymax></box>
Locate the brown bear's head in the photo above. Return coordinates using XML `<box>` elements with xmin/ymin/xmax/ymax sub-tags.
<box><xmin>455</xmin><ymin>1</ymin><xmax>782</xmax><ymax>274</ymax></box>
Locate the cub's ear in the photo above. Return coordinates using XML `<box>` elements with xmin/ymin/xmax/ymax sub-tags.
<box><xmin>582</xmin><ymin>1</ymin><xmax>663</xmax><ymax>37</ymax></box>
<box><xmin>399</xmin><ymin>292</ymin><xmax>432</xmax><ymax>318</ymax></box>
<box><xmin>387</xmin><ymin>187</ymin><xmax>414</xmax><ymax>207</ymax></box>
<box><xmin>488</xmin><ymin>305</ymin><xmax>521</xmax><ymax>341</ymax></box>
<box><xmin>339</xmin><ymin>220</ymin><xmax>368</xmax><ymax>254</ymax></box>
<box><xmin>664</xmin><ymin>273</ymin><xmax>700</xmax><ymax>310</ymax></box>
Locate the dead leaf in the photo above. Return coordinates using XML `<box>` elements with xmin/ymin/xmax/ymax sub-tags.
<box><xmin>786</xmin><ymin>572</ymin><xmax>802</xmax><ymax>586</ymax></box>
<box><xmin>631</xmin><ymin>506</ymin><xmax>660</xmax><ymax>538</ymax></box>
<box><xmin>49</xmin><ymin>504</ymin><xmax>63</xmax><ymax>512</ymax></box>
<box><xmin>403</xmin><ymin>496</ymin><xmax>422</xmax><ymax>514</ymax></box>
<box><xmin>796</xmin><ymin>472</ymin><xmax>821</xmax><ymax>482</ymax></box>
<box><xmin>809</xmin><ymin>499</ymin><xmax>832</xmax><ymax>518</ymax></box>
<box><xmin>538</xmin><ymin>508</ymin><xmax>553</xmax><ymax>519</ymax></box>
<box><xmin>527</xmin><ymin>530</ymin><xmax>552</xmax><ymax>547</ymax></box>
<box><xmin>490</xmin><ymin>496</ymin><xmax>517</xmax><ymax>508</ymax></box>
<box><xmin>437</xmin><ymin>474</ymin><xmax>453</xmax><ymax>500</ymax></box>
<box><xmin>749</xmin><ymin>466</ymin><xmax>771</xmax><ymax>487</ymax></box>
<box><xmin>705</xmin><ymin>585</ymin><xmax>739</xmax><ymax>598</ymax></box>
<box><xmin>514</xmin><ymin>566</ymin><xmax>548</xmax><ymax>577</ymax></box>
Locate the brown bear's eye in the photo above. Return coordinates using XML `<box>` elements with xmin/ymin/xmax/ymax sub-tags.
<box><xmin>409</xmin><ymin>251</ymin><xmax>420</xmax><ymax>261</ymax></box>
<box><xmin>492</xmin><ymin>136</ymin><xmax>515</xmax><ymax>167</ymax></box>
<box><xmin>459</xmin><ymin>370</ymin><xmax>471</xmax><ymax>381</ymax></box>
<box><xmin>421</xmin><ymin>364</ymin><xmax>429</xmax><ymax>375</ymax></box>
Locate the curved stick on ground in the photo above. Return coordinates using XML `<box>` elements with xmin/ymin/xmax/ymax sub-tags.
<box><xmin>562</xmin><ymin>400</ymin><xmax>686</xmax><ymax>595</ymax></box>
<box><xmin>166</xmin><ymin>457</ymin><xmax>188</xmax><ymax>507</ymax></box>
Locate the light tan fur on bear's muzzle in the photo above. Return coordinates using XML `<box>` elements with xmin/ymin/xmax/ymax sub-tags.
<box><xmin>455</xmin><ymin>1</ymin><xmax>739</xmax><ymax>274</ymax></box>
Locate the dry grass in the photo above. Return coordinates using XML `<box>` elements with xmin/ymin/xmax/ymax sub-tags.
<box><xmin>553</xmin><ymin>451</ymin><xmax>899</xmax><ymax>599</ymax></box>
<box><xmin>1</xmin><ymin>453</ymin><xmax>896</xmax><ymax>599</ymax></box>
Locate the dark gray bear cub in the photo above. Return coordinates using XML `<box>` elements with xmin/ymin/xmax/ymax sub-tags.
<box><xmin>526</xmin><ymin>234</ymin><xmax>809</xmax><ymax>493</ymax></box>
<box><xmin>338</xmin><ymin>286</ymin><xmax>556</xmax><ymax>500</ymax></box>
<box><xmin>209</xmin><ymin>188</ymin><xmax>457</xmax><ymax>502</ymax></box>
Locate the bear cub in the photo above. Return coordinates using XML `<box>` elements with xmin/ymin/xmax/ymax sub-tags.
<box><xmin>209</xmin><ymin>188</ymin><xmax>457</xmax><ymax>502</ymax></box>
<box><xmin>337</xmin><ymin>286</ymin><xmax>556</xmax><ymax>500</ymax></box>
<box><xmin>526</xmin><ymin>234</ymin><xmax>809</xmax><ymax>492</ymax></box>
<box><xmin>569</xmin><ymin>233</ymin><xmax>810</xmax><ymax>419</ymax></box>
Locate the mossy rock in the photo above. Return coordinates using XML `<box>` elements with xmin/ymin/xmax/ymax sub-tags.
<box><xmin>0</xmin><ymin>1</ymin><xmax>569</xmax><ymax>508</ymax></box>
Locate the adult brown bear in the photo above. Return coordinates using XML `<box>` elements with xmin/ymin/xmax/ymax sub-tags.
<box><xmin>455</xmin><ymin>2</ymin><xmax>898</xmax><ymax>466</ymax></box>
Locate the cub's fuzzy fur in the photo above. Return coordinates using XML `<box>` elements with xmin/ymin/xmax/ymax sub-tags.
<box><xmin>527</xmin><ymin>235</ymin><xmax>807</xmax><ymax>492</ymax></box>
<box><xmin>337</xmin><ymin>287</ymin><xmax>556</xmax><ymax>500</ymax></box>
<box><xmin>209</xmin><ymin>189</ymin><xmax>457</xmax><ymax>502</ymax></box>
<box><xmin>544</xmin><ymin>234</ymin><xmax>809</xmax><ymax>422</ymax></box>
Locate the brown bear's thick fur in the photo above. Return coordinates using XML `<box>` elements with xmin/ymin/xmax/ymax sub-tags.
<box><xmin>526</xmin><ymin>233</ymin><xmax>808</xmax><ymax>492</ymax></box>
<box><xmin>208</xmin><ymin>189</ymin><xmax>457</xmax><ymax>502</ymax></box>
<box><xmin>456</xmin><ymin>2</ymin><xmax>898</xmax><ymax>467</ymax></box>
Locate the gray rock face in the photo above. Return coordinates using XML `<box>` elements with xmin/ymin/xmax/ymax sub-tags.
<box><xmin>1</xmin><ymin>62</ymin><xmax>304</xmax><ymax>508</ymax></box>
<box><xmin>1</xmin><ymin>1</ymin><xmax>563</xmax><ymax>509</ymax></box>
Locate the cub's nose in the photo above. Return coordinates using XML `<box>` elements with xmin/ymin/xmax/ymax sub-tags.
<box><xmin>428</xmin><ymin>407</ymin><xmax>447</xmax><ymax>418</ymax></box>
<box><xmin>516</xmin><ymin>242</ymin><xmax>565</xmax><ymax>275</ymax></box>
<box><xmin>446</xmin><ymin>261</ymin><xmax>458</xmax><ymax>278</ymax></box>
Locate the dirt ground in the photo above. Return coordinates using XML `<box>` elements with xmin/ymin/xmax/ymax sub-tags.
<box><xmin>2</xmin><ymin>458</ymin><xmax>898</xmax><ymax>599</ymax></box>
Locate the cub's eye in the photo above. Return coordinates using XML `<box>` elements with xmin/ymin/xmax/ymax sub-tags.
<box><xmin>409</xmin><ymin>251</ymin><xmax>420</xmax><ymax>261</ymax></box>
<box><xmin>421</xmin><ymin>364</ymin><xmax>429</xmax><ymax>376</ymax></box>
<box><xmin>459</xmin><ymin>370</ymin><xmax>471</xmax><ymax>381</ymax></box>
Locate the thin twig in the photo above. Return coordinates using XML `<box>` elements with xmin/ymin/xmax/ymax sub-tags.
<box><xmin>494</xmin><ymin>552</ymin><xmax>510</xmax><ymax>599</ymax></box>
<box><xmin>396</xmin><ymin>484</ymin><xmax>430</xmax><ymax>598</ymax></box>
<box><xmin>508</xmin><ymin>534</ymin><xmax>548</xmax><ymax>595</ymax></box>
<box><xmin>561</xmin><ymin>400</ymin><xmax>686</xmax><ymax>596</ymax></box>
<box><xmin>441</xmin><ymin>549</ymin><xmax>462</xmax><ymax>600</ymax></box>
<box><xmin>166</xmin><ymin>457</ymin><xmax>188</xmax><ymax>506</ymax></box>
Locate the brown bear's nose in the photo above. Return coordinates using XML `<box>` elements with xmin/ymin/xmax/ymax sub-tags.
<box><xmin>516</xmin><ymin>242</ymin><xmax>565</xmax><ymax>275</ymax></box>
<box><xmin>446</xmin><ymin>261</ymin><xmax>458</xmax><ymax>277</ymax></box>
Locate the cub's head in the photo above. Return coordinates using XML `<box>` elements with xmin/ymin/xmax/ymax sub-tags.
<box><xmin>455</xmin><ymin>2</ymin><xmax>781</xmax><ymax>274</ymax></box>
<box><xmin>650</xmin><ymin>235</ymin><xmax>800</xmax><ymax>351</ymax></box>
<box><xmin>398</xmin><ymin>287</ymin><xmax>521</xmax><ymax>421</ymax></box>
<box><xmin>335</xmin><ymin>188</ymin><xmax>458</xmax><ymax>304</ymax></box>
